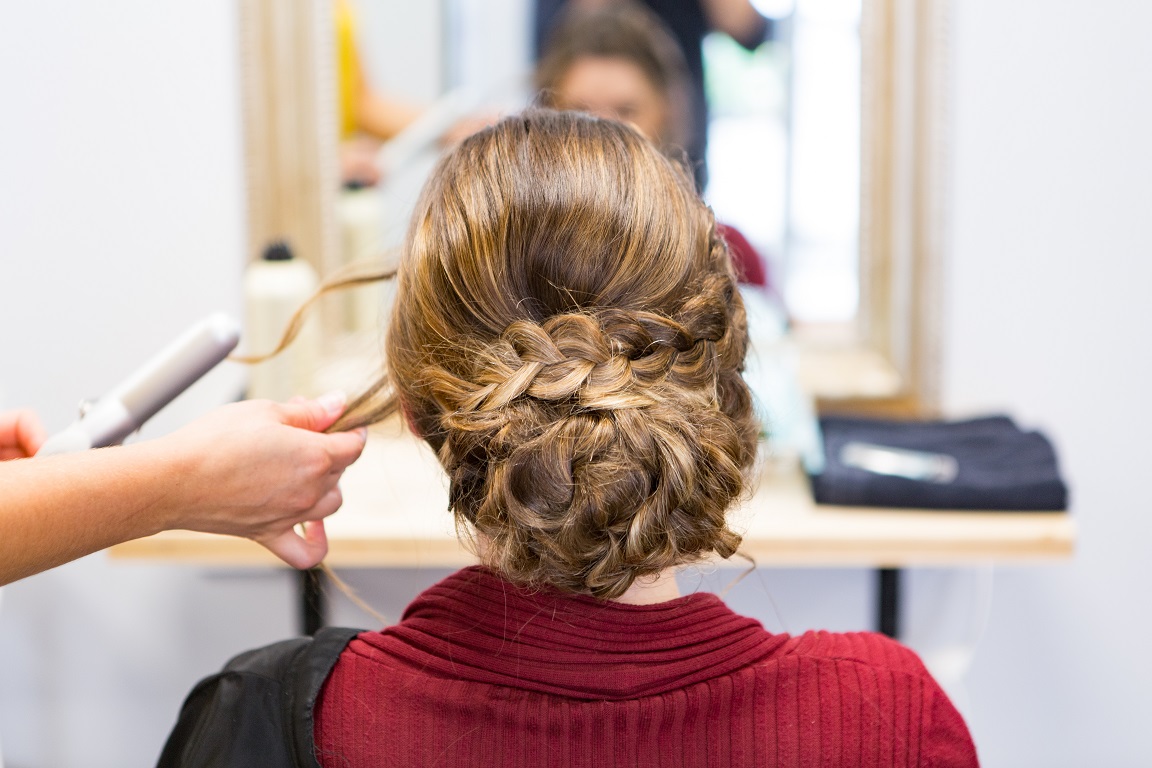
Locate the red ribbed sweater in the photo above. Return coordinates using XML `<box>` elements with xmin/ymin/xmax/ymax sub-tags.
<box><xmin>315</xmin><ymin>567</ymin><xmax>977</xmax><ymax>767</ymax></box>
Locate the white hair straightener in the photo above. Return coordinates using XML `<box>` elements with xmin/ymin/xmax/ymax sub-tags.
<box><xmin>36</xmin><ymin>313</ymin><xmax>240</xmax><ymax>456</ymax></box>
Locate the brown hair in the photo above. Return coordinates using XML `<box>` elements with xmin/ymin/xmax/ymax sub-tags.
<box><xmin>338</xmin><ymin>110</ymin><xmax>757</xmax><ymax>599</ymax></box>
<box><xmin>535</xmin><ymin>1</ymin><xmax>691</xmax><ymax>150</ymax></box>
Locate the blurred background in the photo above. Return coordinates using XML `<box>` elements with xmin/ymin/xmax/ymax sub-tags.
<box><xmin>1</xmin><ymin>1</ymin><xmax>1150</xmax><ymax>765</ymax></box>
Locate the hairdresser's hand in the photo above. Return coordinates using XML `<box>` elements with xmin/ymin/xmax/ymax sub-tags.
<box><xmin>439</xmin><ymin>112</ymin><xmax>502</xmax><ymax>148</ymax></box>
<box><xmin>340</xmin><ymin>136</ymin><xmax>383</xmax><ymax>187</ymax></box>
<box><xmin>161</xmin><ymin>393</ymin><xmax>367</xmax><ymax>569</ymax></box>
<box><xmin>0</xmin><ymin>409</ymin><xmax>46</xmax><ymax>460</ymax></box>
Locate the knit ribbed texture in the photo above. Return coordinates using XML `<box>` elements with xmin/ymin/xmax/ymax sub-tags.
<box><xmin>314</xmin><ymin>567</ymin><xmax>977</xmax><ymax>767</ymax></box>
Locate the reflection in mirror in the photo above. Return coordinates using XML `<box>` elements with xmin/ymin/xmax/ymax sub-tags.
<box><xmin>704</xmin><ymin>0</ymin><xmax>860</xmax><ymax>325</ymax></box>
<box><xmin>240</xmin><ymin>0</ymin><xmax>948</xmax><ymax>414</ymax></box>
<box><xmin>352</xmin><ymin>0</ymin><xmax>860</xmax><ymax>324</ymax></box>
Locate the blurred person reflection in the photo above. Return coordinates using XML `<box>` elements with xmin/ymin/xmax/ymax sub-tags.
<box><xmin>335</xmin><ymin>0</ymin><xmax>421</xmax><ymax>187</ymax></box>
<box><xmin>537</xmin><ymin>1</ymin><xmax>778</xmax><ymax>298</ymax></box>
<box><xmin>535</xmin><ymin>0</ymin><xmax>774</xmax><ymax>190</ymax></box>
<box><xmin>335</xmin><ymin>0</ymin><xmax>493</xmax><ymax>187</ymax></box>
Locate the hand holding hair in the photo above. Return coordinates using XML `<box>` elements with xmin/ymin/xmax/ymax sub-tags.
<box><xmin>0</xmin><ymin>394</ymin><xmax>367</xmax><ymax>585</ymax></box>
<box><xmin>158</xmin><ymin>393</ymin><xmax>368</xmax><ymax>569</ymax></box>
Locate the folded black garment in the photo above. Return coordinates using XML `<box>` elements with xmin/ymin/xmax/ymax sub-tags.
<box><xmin>810</xmin><ymin>415</ymin><xmax>1068</xmax><ymax>510</ymax></box>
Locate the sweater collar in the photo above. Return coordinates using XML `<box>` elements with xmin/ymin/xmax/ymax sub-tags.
<box><xmin>375</xmin><ymin>566</ymin><xmax>786</xmax><ymax>700</ymax></box>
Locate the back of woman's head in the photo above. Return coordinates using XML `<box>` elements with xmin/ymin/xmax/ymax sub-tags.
<box><xmin>386</xmin><ymin>110</ymin><xmax>757</xmax><ymax>599</ymax></box>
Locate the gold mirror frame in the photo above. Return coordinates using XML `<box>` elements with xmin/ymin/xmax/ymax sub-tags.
<box><xmin>854</xmin><ymin>0</ymin><xmax>951</xmax><ymax>416</ymax></box>
<box><xmin>239</xmin><ymin>0</ymin><xmax>339</xmax><ymax>278</ymax></box>
<box><xmin>237</xmin><ymin>0</ymin><xmax>951</xmax><ymax>417</ymax></box>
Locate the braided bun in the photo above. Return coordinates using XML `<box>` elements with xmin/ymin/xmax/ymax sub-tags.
<box><xmin>381</xmin><ymin>110</ymin><xmax>757</xmax><ymax>599</ymax></box>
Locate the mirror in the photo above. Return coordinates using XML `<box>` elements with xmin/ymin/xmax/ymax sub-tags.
<box><xmin>238</xmin><ymin>0</ymin><xmax>949</xmax><ymax>415</ymax></box>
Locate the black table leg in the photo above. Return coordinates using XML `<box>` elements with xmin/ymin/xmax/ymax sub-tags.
<box><xmin>298</xmin><ymin>567</ymin><xmax>327</xmax><ymax>635</ymax></box>
<box><xmin>877</xmin><ymin>567</ymin><xmax>901</xmax><ymax>638</ymax></box>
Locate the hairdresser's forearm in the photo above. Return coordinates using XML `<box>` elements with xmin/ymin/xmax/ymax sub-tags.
<box><xmin>357</xmin><ymin>90</ymin><xmax>422</xmax><ymax>141</ymax></box>
<box><xmin>0</xmin><ymin>397</ymin><xmax>365</xmax><ymax>583</ymax></box>
<box><xmin>0</xmin><ymin>442</ymin><xmax>188</xmax><ymax>585</ymax></box>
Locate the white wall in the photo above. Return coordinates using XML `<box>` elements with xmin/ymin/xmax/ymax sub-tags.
<box><xmin>0</xmin><ymin>0</ymin><xmax>248</xmax><ymax>431</ymax></box>
<box><xmin>936</xmin><ymin>1</ymin><xmax>1152</xmax><ymax>764</ymax></box>
<box><xmin>355</xmin><ymin>0</ymin><xmax>533</xmax><ymax>106</ymax></box>
<box><xmin>1</xmin><ymin>1</ymin><xmax>1150</xmax><ymax>766</ymax></box>
<box><xmin>354</xmin><ymin>0</ymin><xmax>444</xmax><ymax>102</ymax></box>
<box><xmin>0</xmin><ymin>2</ymin><xmax>254</xmax><ymax>765</ymax></box>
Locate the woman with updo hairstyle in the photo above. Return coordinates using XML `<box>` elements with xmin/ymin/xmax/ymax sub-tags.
<box><xmin>158</xmin><ymin>111</ymin><xmax>977</xmax><ymax>768</ymax></box>
<box><xmin>384</xmin><ymin>105</ymin><xmax>755</xmax><ymax>601</ymax></box>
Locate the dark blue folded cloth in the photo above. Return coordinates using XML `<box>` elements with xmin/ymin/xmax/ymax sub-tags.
<box><xmin>810</xmin><ymin>415</ymin><xmax>1068</xmax><ymax>510</ymax></box>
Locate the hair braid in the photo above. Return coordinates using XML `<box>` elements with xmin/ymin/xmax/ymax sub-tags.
<box><xmin>376</xmin><ymin>110</ymin><xmax>758</xmax><ymax>599</ymax></box>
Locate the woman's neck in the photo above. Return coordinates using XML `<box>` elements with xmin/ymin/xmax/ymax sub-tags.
<box><xmin>475</xmin><ymin>535</ymin><xmax>682</xmax><ymax>605</ymax></box>
<box><xmin>612</xmin><ymin>567</ymin><xmax>681</xmax><ymax>605</ymax></box>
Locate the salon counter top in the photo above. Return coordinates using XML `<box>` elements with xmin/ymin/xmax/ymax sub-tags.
<box><xmin>109</xmin><ymin>420</ymin><xmax>1076</xmax><ymax>569</ymax></box>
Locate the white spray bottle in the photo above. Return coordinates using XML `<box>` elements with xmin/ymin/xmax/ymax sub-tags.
<box><xmin>243</xmin><ymin>241</ymin><xmax>321</xmax><ymax>402</ymax></box>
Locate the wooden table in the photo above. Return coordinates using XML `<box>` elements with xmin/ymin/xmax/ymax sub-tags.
<box><xmin>110</xmin><ymin>420</ymin><xmax>1076</xmax><ymax>636</ymax></box>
